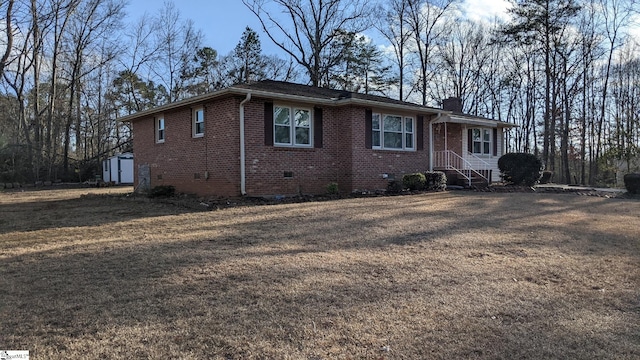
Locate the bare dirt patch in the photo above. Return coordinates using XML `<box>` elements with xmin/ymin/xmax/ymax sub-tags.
<box><xmin>1</xmin><ymin>188</ymin><xmax>638</xmax><ymax>359</ymax></box>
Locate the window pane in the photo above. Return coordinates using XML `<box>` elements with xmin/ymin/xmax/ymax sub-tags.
<box><xmin>372</xmin><ymin>130</ymin><xmax>381</xmax><ymax>147</ymax></box>
<box><xmin>483</xmin><ymin>129</ymin><xmax>490</xmax><ymax>141</ymax></box>
<box><xmin>275</xmin><ymin>125</ymin><xmax>290</xmax><ymax>144</ymax></box>
<box><xmin>484</xmin><ymin>142</ymin><xmax>490</xmax><ymax>154</ymax></box>
<box><xmin>194</xmin><ymin>109</ymin><xmax>204</xmax><ymax>135</ymax></box>
<box><xmin>372</xmin><ymin>114</ymin><xmax>381</xmax><ymax>130</ymax></box>
<box><xmin>405</xmin><ymin>133</ymin><xmax>413</xmax><ymax>149</ymax></box>
<box><xmin>383</xmin><ymin>115</ymin><xmax>402</xmax><ymax>131</ymax></box>
<box><xmin>472</xmin><ymin>129</ymin><xmax>481</xmax><ymax>141</ymax></box>
<box><xmin>473</xmin><ymin>142</ymin><xmax>481</xmax><ymax>153</ymax></box>
<box><xmin>295</xmin><ymin>127</ymin><xmax>310</xmax><ymax>145</ymax></box>
<box><xmin>274</xmin><ymin>106</ymin><xmax>290</xmax><ymax>125</ymax></box>
<box><xmin>157</xmin><ymin>118</ymin><xmax>165</xmax><ymax>141</ymax></box>
<box><xmin>405</xmin><ymin>117</ymin><xmax>413</xmax><ymax>133</ymax></box>
<box><xmin>384</xmin><ymin>132</ymin><xmax>402</xmax><ymax>149</ymax></box>
<box><xmin>294</xmin><ymin>109</ymin><xmax>310</xmax><ymax>127</ymax></box>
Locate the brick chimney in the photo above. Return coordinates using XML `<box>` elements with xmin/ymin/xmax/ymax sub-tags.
<box><xmin>442</xmin><ymin>97</ymin><xmax>463</xmax><ymax>113</ymax></box>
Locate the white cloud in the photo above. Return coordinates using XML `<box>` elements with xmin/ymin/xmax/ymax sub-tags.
<box><xmin>629</xmin><ymin>14</ymin><xmax>640</xmax><ymax>45</ymax></box>
<box><xmin>459</xmin><ymin>0</ymin><xmax>512</xmax><ymax>23</ymax></box>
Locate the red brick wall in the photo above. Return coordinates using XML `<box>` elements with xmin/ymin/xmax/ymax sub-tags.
<box><xmin>433</xmin><ymin>122</ymin><xmax>463</xmax><ymax>155</ymax></box>
<box><xmin>132</xmin><ymin>97</ymin><xmax>241</xmax><ymax>197</ymax></box>
<box><xmin>349</xmin><ymin>107</ymin><xmax>430</xmax><ymax>191</ymax></box>
<box><xmin>244</xmin><ymin>102</ymin><xmax>431</xmax><ymax>196</ymax></box>
<box><xmin>133</xmin><ymin>95</ymin><xmax>432</xmax><ymax>197</ymax></box>
<box><xmin>243</xmin><ymin>100</ymin><xmax>341</xmax><ymax>196</ymax></box>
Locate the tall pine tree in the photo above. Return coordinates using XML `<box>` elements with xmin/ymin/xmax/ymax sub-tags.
<box><xmin>501</xmin><ymin>0</ymin><xmax>580</xmax><ymax>172</ymax></box>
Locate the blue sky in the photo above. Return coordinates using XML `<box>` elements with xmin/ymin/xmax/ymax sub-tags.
<box><xmin>124</xmin><ymin>0</ymin><xmax>517</xmax><ymax>58</ymax></box>
<box><xmin>125</xmin><ymin>0</ymin><xmax>279</xmax><ymax>56</ymax></box>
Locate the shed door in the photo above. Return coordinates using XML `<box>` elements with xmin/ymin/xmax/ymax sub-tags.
<box><xmin>119</xmin><ymin>157</ymin><xmax>134</xmax><ymax>184</ymax></box>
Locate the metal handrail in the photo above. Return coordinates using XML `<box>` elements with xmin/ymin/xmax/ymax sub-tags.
<box><xmin>466</xmin><ymin>151</ymin><xmax>491</xmax><ymax>172</ymax></box>
<box><xmin>434</xmin><ymin>150</ymin><xmax>489</xmax><ymax>186</ymax></box>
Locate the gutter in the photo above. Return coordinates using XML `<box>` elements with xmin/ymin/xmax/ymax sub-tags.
<box><xmin>239</xmin><ymin>92</ymin><xmax>252</xmax><ymax>195</ymax></box>
<box><xmin>119</xmin><ymin>86</ymin><xmax>451</xmax><ymax>125</ymax></box>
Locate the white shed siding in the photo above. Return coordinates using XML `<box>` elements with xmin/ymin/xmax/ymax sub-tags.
<box><xmin>103</xmin><ymin>153</ymin><xmax>134</xmax><ymax>184</ymax></box>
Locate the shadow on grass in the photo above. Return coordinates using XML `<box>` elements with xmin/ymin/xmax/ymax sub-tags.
<box><xmin>1</xmin><ymin>191</ymin><xmax>639</xmax><ymax>358</ymax></box>
<box><xmin>0</xmin><ymin>193</ymin><xmax>194</xmax><ymax>235</ymax></box>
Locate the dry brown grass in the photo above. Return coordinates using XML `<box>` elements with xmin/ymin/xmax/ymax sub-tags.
<box><xmin>1</xmin><ymin>187</ymin><xmax>638</xmax><ymax>359</ymax></box>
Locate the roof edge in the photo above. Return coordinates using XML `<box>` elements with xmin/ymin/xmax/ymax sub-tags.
<box><xmin>118</xmin><ymin>86</ymin><xmax>449</xmax><ymax>123</ymax></box>
<box><xmin>436</xmin><ymin>114</ymin><xmax>519</xmax><ymax>128</ymax></box>
<box><xmin>118</xmin><ymin>88</ymin><xmax>237</xmax><ymax>123</ymax></box>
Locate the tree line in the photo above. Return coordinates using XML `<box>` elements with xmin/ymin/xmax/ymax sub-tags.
<box><xmin>1</xmin><ymin>0</ymin><xmax>639</xmax><ymax>186</ymax></box>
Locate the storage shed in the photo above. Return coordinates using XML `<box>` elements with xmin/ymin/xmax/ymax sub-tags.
<box><xmin>102</xmin><ymin>153</ymin><xmax>134</xmax><ymax>184</ymax></box>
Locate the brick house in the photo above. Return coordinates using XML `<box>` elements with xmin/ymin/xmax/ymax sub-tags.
<box><xmin>120</xmin><ymin>80</ymin><xmax>515</xmax><ymax>197</ymax></box>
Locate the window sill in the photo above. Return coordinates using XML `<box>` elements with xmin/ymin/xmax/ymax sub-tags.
<box><xmin>273</xmin><ymin>145</ymin><xmax>315</xmax><ymax>151</ymax></box>
<box><xmin>371</xmin><ymin>147</ymin><xmax>416</xmax><ymax>152</ymax></box>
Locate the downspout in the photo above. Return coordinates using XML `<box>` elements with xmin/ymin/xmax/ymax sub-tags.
<box><xmin>239</xmin><ymin>92</ymin><xmax>251</xmax><ymax>195</ymax></box>
<box><xmin>429</xmin><ymin>112</ymin><xmax>444</xmax><ymax>172</ymax></box>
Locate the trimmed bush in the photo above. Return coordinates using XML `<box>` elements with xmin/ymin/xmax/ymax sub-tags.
<box><xmin>424</xmin><ymin>171</ymin><xmax>447</xmax><ymax>191</ymax></box>
<box><xmin>624</xmin><ymin>173</ymin><xmax>640</xmax><ymax>194</ymax></box>
<box><xmin>387</xmin><ymin>180</ymin><xmax>404</xmax><ymax>194</ymax></box>
<box><xmin>539</xmin><ymin>171</ymin><xmax>553</xmax><ymax>184</ymax></box>
<box><xmin>403</xmin><ymin>173</ymin><xmax>426</xmax><ymax>191</ymax></box>
<box><xmin>326</xmin><ymin>182</ymin><xmax>339</xmax><ymax>195</ymax></box>
<box><xmin>149</xmin><ymin>185</ymin><xmax>176</xmax><ymax>198</ymax></box>
<box><xmin>498</xmin><ymin>153</ymin><xmax>543</xmax><ymax>186</ymax></box>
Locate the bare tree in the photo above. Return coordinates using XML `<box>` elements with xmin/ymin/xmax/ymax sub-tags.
<box><xmin>592</xmin><ymin>0</ymin><xmax>637</xmax><ymax>182</ymax></box>
<box><xmin>436</xmin><ymin>20</ymin><xmax>490</xmax><ymax>111</ymax></box>
<box><xmin>152</xmin><ymin>0</ymin><xmax>203</xmax><ymax>102</ymax></box>
<box><xmin>242</xmin><ymin>0</ymin><xmax>371</xmax><ymax>87</ymax></box>
<box><xmin>502</xmin><ymin>0</ymin><xmax>580</xmax><ymax>173</ymax></box>
<box><xmin>377</xmin><ymin>0</ymin><xmax>413</xmax><ymax>100</ymax></box>
<box><xmin>0</xmin><ymin>0</ymin><xmax>15</xmax><ymax>79</ymax></box>
<box><xmin>261</xmin><ymin>55</ymin><xmax>300</xmax><ymax>82</ymax></box>
<box><xmin>406</xmin><ymin>0</ymin><xmax>456</xmax><ymax>106</ymax></box>
<box><xmin>60</xmin><ymin>0</ymin><xmax>124</xmax><ymax>175</ymax></box>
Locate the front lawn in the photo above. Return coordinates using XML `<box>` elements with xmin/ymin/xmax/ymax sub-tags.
<box><xmin>1</xmin><ymin>188</ymin><xmax>638</xmax><ymax>359</ymax></box>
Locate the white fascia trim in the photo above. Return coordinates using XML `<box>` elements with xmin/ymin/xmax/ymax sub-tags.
<box><xmin>119</xmin><ymin>88</ymin><xmax>236</xmax><ymax>123</ymax></box>
<box><xmin>120</xmin><ymin>87</ymin><xmax>446</xmax><ymax>123</ymax></box>
<box><xmin>232</xmin><ymin>88</ymin><xmax>445</xmax><ymax>116</ymax></box>
<box><xmin>434</xmin><ymin>114</ymin><xmax>518</xmax><ymax>128</ymax></box>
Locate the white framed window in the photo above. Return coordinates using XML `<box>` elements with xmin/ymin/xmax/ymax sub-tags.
<box><xmin>405</xmin><ymin>117</ymin><xmax>414</xmax><ymax>149</ymax></box>
<box><xmin>193</xmin><ymin>107</ymin><xmax>204</xmax><ymax>137</ymax></box>
<box><xmin>372</xmin><ymin>113</ymin><xmax>414</xmax><ymax>150</ymax></box>
<box><xmin>471</xmin><ymin>128</ymin><xmax>491</xmax><ymax>155</ymax></box>
<box><xmin>274</xmin><ymin>105</ymin><xmax>312</xmax><ymax>147</ymax></box>
<box><xmin>156</xmin><ymin>117</ymin><xmax>165</xmax><ymax>143</ymax></box>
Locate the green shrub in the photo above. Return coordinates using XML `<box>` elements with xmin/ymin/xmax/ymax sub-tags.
<box><xmin>326</xmin><ymin>182</ymin><xmax>339</xmax><ymax>195</ymax></box>
<box><xmin>387</xmin><ymin>180</ymin><xmax>404</xmax><ymax>194</ymax></box>
<box><xmin>149</xmin><ymin>185</ymin><xmax>176</xmax><ymax>198</ymax></box>
<box><xmin>624</xmin><ymin>173</ymin><xmax>640</xmax><ymax>194</ymax></box>
<box><xmin>539</xmin><ymin>171</ymin><xmax>553</xmax><ymax>184</ymax></box>
<box><xmin>424</xmin><ymin>171</ymin><xmax>447</xmax><ymax>191</ymax></box>
<box><xmin>403</xmin><ymin>173</ymin><xmax>426</xmax><ymax>191</ymax></box>
<box><xmin>498</xmin><ymin>153</ymin><xmax>543</xmax><ymax>186</ymax></box>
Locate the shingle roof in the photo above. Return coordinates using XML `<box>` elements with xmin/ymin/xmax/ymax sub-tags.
<box><xmin>119</xmin><ymin>80</ymin><xmax>514</xmax><ymax>127</ymax></box>
<box><xmin>232</xmin><ymin>80</ymin><xmax>440</xmax><ymax>110</ymax></box>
